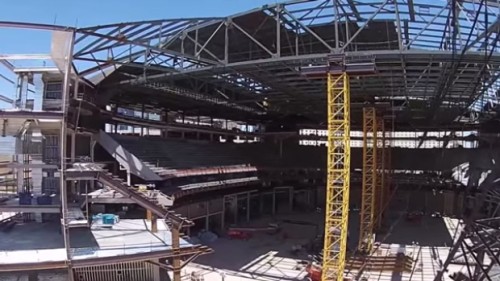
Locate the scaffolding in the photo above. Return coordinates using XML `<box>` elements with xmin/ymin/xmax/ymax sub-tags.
<box><xmin>375</xmin><ymin>116</ymin><xmax>385</xmax><ymax>230</ymax></box>
<box><xmin>321</xmin><ymin>73</ymin><xmax>351</xmax><ymax>281</ymax></box>
<box><xmin>358</xmin><ymin>107</ymin><xmax>377</xmax><ymax>254</ymax></box>
<box><xmin>382</xmin><ymin>122</ymin><xmax>392</xmax><ymax>226</ymax></box>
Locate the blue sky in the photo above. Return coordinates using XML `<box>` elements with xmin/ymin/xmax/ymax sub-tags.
<box><xmin>0</xmin><ymin>0</ymin><xmax>279</xmax><ymax>27</ymax></box>
<box><xmin>0</xmin><ymin>0</ymin><xmax>280</xmax><ymax>108</ymax></box>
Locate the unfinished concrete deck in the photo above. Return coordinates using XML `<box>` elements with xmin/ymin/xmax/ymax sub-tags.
<box><xmin>181</xmin><ymin>213</ymin><xmax>469</xmax><ymax>281</ymax></box>
<box><xmin>0</xmin><ymin>212</ymin><xmax>17</xmax><ymax>222</ymax></box>
<box><xmin>0</xmin><ymin>219</ymin><xmax>192</xmax><ymax>269</ymax></box>
<box><xmin>0</xmin><ymin>197</ymin><xmax>62</xmax><ymax>213</ymax></box>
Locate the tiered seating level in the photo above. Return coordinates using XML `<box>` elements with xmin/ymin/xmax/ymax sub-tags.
<box><xmin>113</xmin><ymin>135</ymin><xmax>246</xmax><ymax>169</ymax></box>
<box><xmin>111</xmin><ymin>134</ymin><xmax>324</xmax><ymax>174</ymax></box>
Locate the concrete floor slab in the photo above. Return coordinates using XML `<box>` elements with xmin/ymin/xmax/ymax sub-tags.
<box><xmin>180</xmin><ymin>213</ymin><xmax>476</xmax><ymax>281</ymax></box>
<box><xmin>0</xmin><ymin>219</ymin><xmax>192</xmax><ymax>266</ymax></box>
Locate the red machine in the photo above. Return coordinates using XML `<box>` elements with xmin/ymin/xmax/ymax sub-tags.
<box><xmin>305</xmin><ymin>264</ymin><xmax>322</xmax><ymax>281</ymax></box>
<box><xmin>406</xmin><ymin>211</ymin><xmax>424</xmax><ymax>223</ymax></box>
<box><xmin>305</xmin><ymin>263</ymin><xmax>352</xmax><ymax>281</ymax></box>
<box><xmin>227</xmin><ymin>229</ymin><xmax>252</xmax><ymax>240</ymax></box>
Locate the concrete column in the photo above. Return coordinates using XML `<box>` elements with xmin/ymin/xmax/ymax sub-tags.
<box><xmin>246</xmin><ymin>192</ymin><xmax>250</xmax><ymax>222</ymax></box>
<box><xmin>205</xmin><ymin>202</ymin><xmax>210</xmax><ymax>230</ymax></box>
<box><xmin>15</xmin><ymin>137</ymin><xmax>24</xmax><ymax>192</ymax></box>
<box><xmin>279</xmin><ymin>140</ymin><xmax>283</xmax><ymax>158</ymax></box>
<box><xmin>151</xmin><ymin>214</ymin><xmax>158</xmax><ymax>233</ymax></box>
<box><xmin>234</xmin><ymin>196</ymin><xmax>238</xmax><ymax>224</ymax></box>
<box><xmin>221</xmin><ymin>196</ymin><xmax>226</xmax><ymax>229</ymax></box>
<box><xmin>18</xmin><ymin>74</ymin><xmax>29</xmax><ymax>109</ymax></box>
<box><xmin>259</xmin><ymin>193</ymin><xmax>264</xmax><ymax>215</ymax></box>
<box><xmin>306</xmin><ymin>189</ymin><xmax>311</xmax><ymax>205</ymax></box>
<box><xmin>70</xmin><ymin>132</ymin><xmax>76</xmax><ymax>195</ymax></box>
<box><xmin>70</xmin><ymin>132</ymin><xmax>76</xmax><ymax>162</ymax></box>
<box><xmin>90</xmin><ymin>139</ymin><xmax>96</xmax><ymax>191</ymax></box>
<box><xmin>171</xmin><ymin>227</ymin><xmax>181</xmax><ymax>281</ymax></box>
<box><xmin>126</xmin><ymin>171</ymin><xmax>131</xmax><ymax>186</ymax></box>
<box><xmin>272</xmin><ymin>189</ymin><xmax>276</xmax><ymax>216</ymax></box>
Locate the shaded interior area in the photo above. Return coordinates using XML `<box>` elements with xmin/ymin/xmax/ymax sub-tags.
<box><xmin>0</xmin><ymin>222</ymin><xmax>97</xmax><ymax>251</ymax></box>
<box><xmin>379</xmin><ymin>216</ymin><xmax>454</xmax><ymax>247</ymax></box>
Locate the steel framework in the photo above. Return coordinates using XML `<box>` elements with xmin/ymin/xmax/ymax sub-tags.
<box><xmin>358</xmin><ymin>107</ymin><xmax>377</xmax><ymax>254</ymax></box>
<box><xmin>65</xmin><ymin>0</ymin><xmax>500</xmax><ymax>129</ymax></box>
<box><xmin>322</xmin><ymin>73</ymin><xmax>350</xmax><ymax>281</ymax></box>
<box><xmin>435</xmin><ymin>172</ymin><xmax>500</xmax><ymax>281</ymax></box>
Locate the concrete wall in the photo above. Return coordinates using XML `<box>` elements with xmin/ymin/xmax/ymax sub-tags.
<box><xmin>175</xmin><ymin>198</ymin><xmax>223</xmax><ymax>220</ymax></box>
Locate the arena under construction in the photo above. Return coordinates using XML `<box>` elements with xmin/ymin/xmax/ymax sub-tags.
<box><xmin>0</xmin><ymin>0</ymin><xmax>500</xmax><ymax>280</ymax></box>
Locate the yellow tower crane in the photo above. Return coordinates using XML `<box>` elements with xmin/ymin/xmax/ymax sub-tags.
<box><xmin>302</xmin><ymin>54</ymin><xmax>376</xmax><ymax>281</ymax></box>
<box><xmin>375</xmin><ymin>115</ymin><xmax>386</xmax><ymax>230</ymax></box>
<box><xmin>358</xmin><ymin>108</ymin><xmax>388</xmax><ymax>253</ymax></box>
<box><xmin>358</xmin><ymin>107</ymin><xmax>377</xmax><ymax>254</ymax></box>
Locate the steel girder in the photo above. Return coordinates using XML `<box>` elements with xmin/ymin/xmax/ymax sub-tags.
<box><xmin>67</xmin><ymin>0</ymin><xmax>500</xmax><ymax>127</ymax></box>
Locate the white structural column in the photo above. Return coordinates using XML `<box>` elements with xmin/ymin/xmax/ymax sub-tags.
<box><xmin>56</xmin><ymin>29</ymin><xmax>76</xmax><ymax>281</ymax></box>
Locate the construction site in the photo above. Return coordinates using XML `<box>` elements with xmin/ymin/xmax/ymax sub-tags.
<box><xmin>0</xmin><ymin>0</ymin><xmax>499</xmax><ymax>280</ymax></box>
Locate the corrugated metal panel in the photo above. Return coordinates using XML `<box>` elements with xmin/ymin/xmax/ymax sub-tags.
<box><xmin>73</xmin><ymin>261</ymin><xmax>155</xmax><ymax>281</ymax></box>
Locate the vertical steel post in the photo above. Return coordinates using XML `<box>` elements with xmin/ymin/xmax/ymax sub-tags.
<box><xmin>358</xmin><ymin>107</ymin><xmax>377</xmax><ymax>254</ymax></box>
<box><xmin>333</xmin><ymin>0</ymin><xmax>340</xmax><ymax>50</ymax></box>
<box><xmin>59</xmin><ymin>30</ymin><xmax>76</xmax><ymax>281</ymax></box>
<box><xmin>321</xmin><ymin>73</ymin><xmax>350</xmax><ymax>281</ymax></box>
<box><xmin>276</xmin><ymin>5</ymin><xmax>281</xmax><ymax>57</ymax></box>
<box><xmin>224</xmin><ymin>21</ymin><xmax>230</xmax><ymax>64</ymax></box>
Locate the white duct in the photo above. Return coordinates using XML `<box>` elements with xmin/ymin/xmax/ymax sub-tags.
<box><xmin>50</xmin><ymin>30</ymin><xmax>74</xmax><ymax>74</ymax></box>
